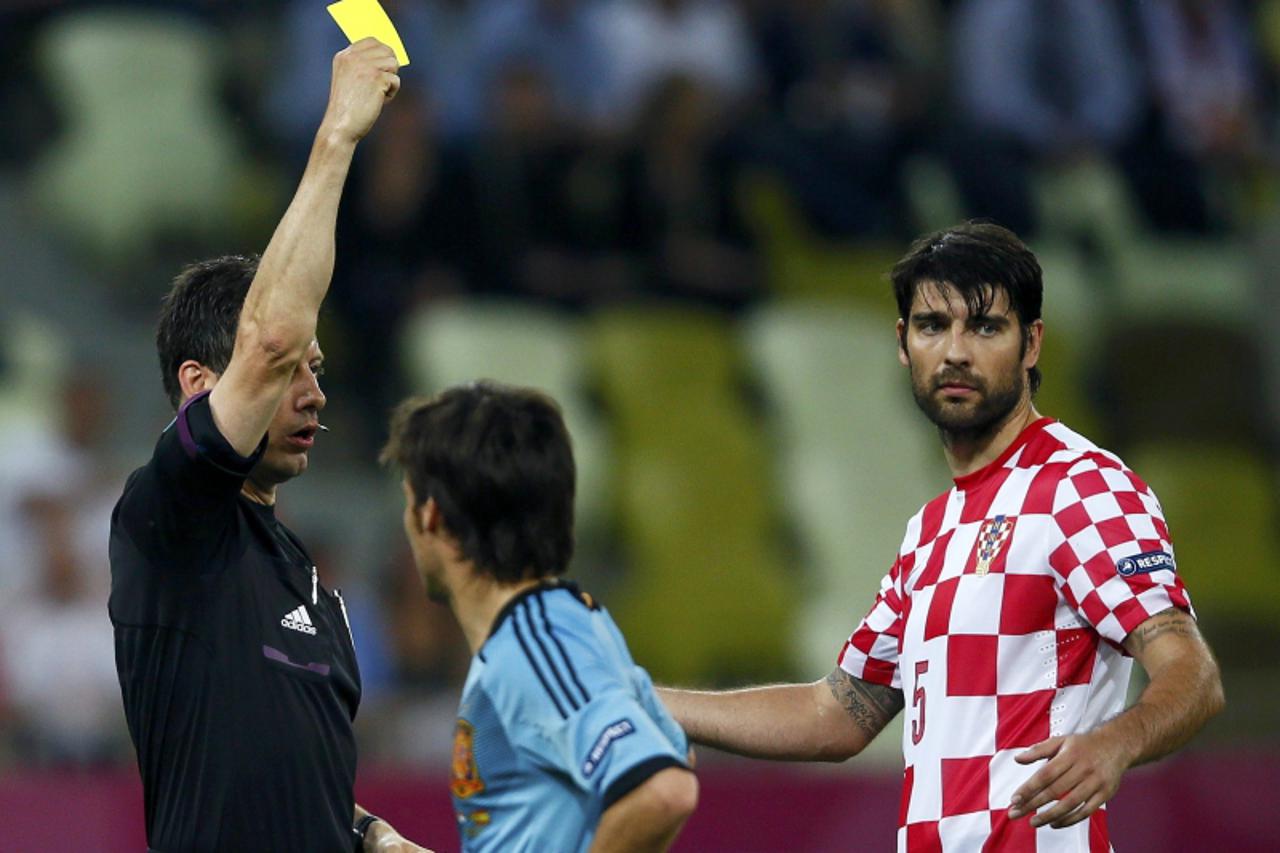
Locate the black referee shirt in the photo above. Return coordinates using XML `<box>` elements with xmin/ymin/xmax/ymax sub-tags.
<box><xmin>109</xmin><ymin>391</ymin><xmax>361</xmax><ymax>852</ymax></box>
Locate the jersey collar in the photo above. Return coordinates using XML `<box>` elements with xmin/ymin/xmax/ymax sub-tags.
<box><xmin>484</xmin><ymin>578</ymin><xmax>585</xmax><ymax>651</ymax></box>
<box><xmin>952</xmin><ymin>416</ymin><xmax>1055</xmax><ymax>492</ymax></box>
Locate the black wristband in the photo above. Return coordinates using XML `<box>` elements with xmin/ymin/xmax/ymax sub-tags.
<box><xmin>352</xmin><ymin>814</ymin><xmax>381</xmax><ymax>851</ymax></box>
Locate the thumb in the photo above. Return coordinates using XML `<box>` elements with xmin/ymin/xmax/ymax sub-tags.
<box><xmin>383</xmin><ymin>72</ymin><xmax>401</xmax><ymax>101</ymax></box>
<box><xmin>1016</xmin><ymin>735</ymin><xmax>1065</xmax><ymax>764</ymax></box>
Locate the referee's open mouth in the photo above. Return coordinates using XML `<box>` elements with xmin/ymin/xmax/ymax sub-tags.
<box><xmin>286</xmin><ymin>425</ymin><xmax>319</xmax><ymax>450</ymax></box>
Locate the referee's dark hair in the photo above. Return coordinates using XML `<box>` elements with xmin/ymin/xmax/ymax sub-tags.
<box><xmin>890</xmin><ymin>221</ymin><xmax>1044</xmax><ymax>394</ymax></box>
<box><xmin>381</xmin><ymin>381</ymin><xmax>577</xmax><ymax>583</ymax></box>
<box><xmin>156</xmin><ymin>254</ymin><xmax>260</xmax><ymax>410</ymax></box>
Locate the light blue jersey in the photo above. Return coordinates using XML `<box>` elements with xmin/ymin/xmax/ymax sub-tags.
<box><xmin>449</xmin><ymin>580</ymin><xmax>689</xmax><ymax>851</ymax></box>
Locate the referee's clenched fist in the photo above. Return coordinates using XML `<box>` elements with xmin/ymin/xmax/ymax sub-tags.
<box><xmin>321</xmin><ymin>37</ymin><xmax>400</xmax><ymax>145</ymax></box>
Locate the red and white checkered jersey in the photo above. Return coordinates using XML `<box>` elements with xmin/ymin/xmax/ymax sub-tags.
<box><xmin>837</xmin><ymin>418</ymin><xmax>1193</xmax><ymax>852</ymax></box>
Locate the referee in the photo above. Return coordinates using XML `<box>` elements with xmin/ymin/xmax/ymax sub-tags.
<box><xmin>108</xmin><ymin>41</ymin><xmax>429</xmax><ymax>853</ymax></box>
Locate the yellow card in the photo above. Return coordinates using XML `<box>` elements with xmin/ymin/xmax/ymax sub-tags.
<box><xmin>327</xmin><ymin>0</ymin><xmax>410</xmax><ymax>67</ymax></box>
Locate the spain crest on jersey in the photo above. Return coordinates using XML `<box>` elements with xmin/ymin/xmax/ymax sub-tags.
<box><xmin>451</xmin><ymin>719</ymin><xmax>485</xmax><ymax>799</ymax></box>
<box><xmin>974</xmin><ymin>514</ymin><xmax>1016</xmax><ymax>576</ymax></box>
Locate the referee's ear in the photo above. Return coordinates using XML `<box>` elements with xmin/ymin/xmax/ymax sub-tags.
<box><xmin>177</xmin><ymin>359</ymin><xmax>219</xmax><ymax>404</ymax></box>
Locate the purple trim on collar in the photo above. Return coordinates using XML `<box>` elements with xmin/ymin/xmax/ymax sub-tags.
<box><xmin>262</xmin><ymin>644</ymin><xmax>330</xmax><ymax>676</ymax></box>
<box><xmin>176</xmin><ymin>389</ymin><xmax>213</xmax><ymax>460</ymax></box>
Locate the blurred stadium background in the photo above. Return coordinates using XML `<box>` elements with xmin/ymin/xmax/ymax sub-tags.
<box><xmin>1</xmin><ymin>0</ymin><xmax>1278</xmax><ymax>850</ymax></box>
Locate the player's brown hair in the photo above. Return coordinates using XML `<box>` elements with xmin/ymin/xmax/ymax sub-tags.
<box><xmin>381</xmin><ymin>381</ymin><xmax>576</xmax><ymax>584</ymax></box>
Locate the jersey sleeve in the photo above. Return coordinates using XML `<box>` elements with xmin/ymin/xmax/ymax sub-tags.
<box><xmin>627</xmin><ymin>663</ymin><xmax>688</xmax><ymax>767</ymax></box>
<box><xmin>509</xmin><ymin>644</ymin><xmax>688</xmax><ymax>814</ymax></box>
<box><xmin>837</xmin><ymin>557</ymin><xmax>906</xmax><ymax>690</ymax></box>
<box><xmin>114</xmin><ymin>390</ymin><xmax>266</xmax><ymax>563</ymax></box>
<box><xmin>1048</xmin><ymin>457</ymin><xmax>1194</xmax><ymax>648</ymax></box>
<box><xmin>564</xmin><ymin>683</ymin><xmax>688</xmax><ymax>812</ymax></box>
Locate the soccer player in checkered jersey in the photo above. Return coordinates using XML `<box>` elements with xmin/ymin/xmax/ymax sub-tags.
<box><xmin>658</xmin><ymin>222</ymin><xmax>1225</xmax><ymax>851</ymax></box>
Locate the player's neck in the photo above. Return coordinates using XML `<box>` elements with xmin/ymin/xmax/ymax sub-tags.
<box><xmin>941</xmin><ymin>400</ymin><xmax>1042</xmax><ymax>480</ymax></box>
<box><xmin>450</xmin><ymin>572</ymin><xmax>545</xmax><ymax>656</ymax></box>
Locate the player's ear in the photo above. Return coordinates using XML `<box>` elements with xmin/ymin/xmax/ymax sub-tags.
<box><xmin>421</xmin><ymin>497</ymin><xmax>443</xmax><ymax>535</ymax></box>
<box><xmin>1022</xmin><ymin>319</ymin><xmax>1044</xmax><ymax>370</ymax></box>
<box><xmin>896</xmin><ymin>319</ymin><xmax>909</xmax><ymax>367</ymax></box>
<box><xmin>177</xmin><ymin>360</ymin><xmax>218</xmax><ymax>401</ymax></box>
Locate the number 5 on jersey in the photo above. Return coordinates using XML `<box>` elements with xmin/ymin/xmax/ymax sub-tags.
<box><xmin>911</xmin><ymin>660</ymin><xmax>929</xmax><ymax>745</ymax></box>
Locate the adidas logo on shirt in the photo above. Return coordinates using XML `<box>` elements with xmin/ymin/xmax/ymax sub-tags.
<box><xmin>281</xmin><ymin>605</ymin><xmax>317</xmax><ymax>635</ymax></box>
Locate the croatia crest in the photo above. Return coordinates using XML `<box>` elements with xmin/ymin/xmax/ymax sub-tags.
<box><xmin>974</xmin><ymin>515</ymin><xmax>1016</xmax><ymax>577</ymax></box>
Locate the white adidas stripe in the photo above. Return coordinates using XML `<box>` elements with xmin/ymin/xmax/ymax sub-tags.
<box><xmin>281</xmin><ymin>605</ymin><xmax>318</xmax><ymax>635</ymax></box>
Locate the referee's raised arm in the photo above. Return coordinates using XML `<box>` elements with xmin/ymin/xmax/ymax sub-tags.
<box><xmin>207</xmin><ymin>38</ymin><xmax>400</xmax><ymax>454</ymax></box>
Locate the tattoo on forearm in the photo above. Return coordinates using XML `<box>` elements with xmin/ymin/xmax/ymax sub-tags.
<box><xmin>1110</xmin><ymin>607</ymin><xmax>1225</xmax><ymax>767</ymax></box>
<box><xmin>826</xmin><ymin>670</ymin><xmax>904</xmax><ymax>738</ymax></box>
<box><xmin>1125</xmin><ymin>608</ymin><xmax>1198</xmax><ymax>655</ymax></box>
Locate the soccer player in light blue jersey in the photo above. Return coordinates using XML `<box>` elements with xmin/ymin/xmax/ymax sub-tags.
<box><xmin>381</xmin><ymin>381</ymin><xmax>698</xmax><ymax>852</ymax></box>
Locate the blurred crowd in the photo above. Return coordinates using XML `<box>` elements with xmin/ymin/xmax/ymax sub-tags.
<box><xmin>7</xmin><ymin>0</ymin><xmax>1280</xmax><ymax>412</ymax></box>
<box><xmin>3</xmin><ymin>0</ymin><xmax>1280</xmax><ymax>769</ymax></box>
<box><xmin>7</xmin><ymin>1</ymin><xmax>1280</xmax><ymax>296</ymax></box>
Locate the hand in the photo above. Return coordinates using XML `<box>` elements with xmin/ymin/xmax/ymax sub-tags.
<box><xmin>1008</xmin><ymin>731</ymin><xmax>1131</xmax><ymax>829</ymax></box>
<box><xmin>366</xmin><ymin>819</ymin><xmax>434</xmax><ymax>853</ymax></box>
<box><xmin>321</xmin><ymin>38</ymin><xmax>401</xmax><ymax>145</ymax></box>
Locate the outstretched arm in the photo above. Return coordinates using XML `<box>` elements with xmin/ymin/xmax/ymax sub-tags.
<box><xmin>1009</xmin><ymin>607</ymin><xmax>1224</xmax><ymax>828</ymax></box>
<box><xmin>354</xmin><ymin>803</ymin><xmax>434</xmax><ymax>852</ymax></box>
<box><xmin>589</xmin><ymin>767</ymin><xmax>698</xmax><ymax>852</ymax></box>
<box><xmin>657</xmin><ymin>669</ymin><xmax>904</xmax><ymax>762</ymax></box>
<box><xmin>209</xmin><ymin>38</ymin><xmax>400</xmax><ymax>454</ymax></box>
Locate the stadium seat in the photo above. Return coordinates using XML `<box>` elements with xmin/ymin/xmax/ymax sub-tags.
<box><xmin>610</xmin><ymin>442</ymin><xmax>795</xmax><ymax>684</ymax></box>
<box><xmin>903</xmin><ymin>154</ymin><xmax>966</xmax><ymax>235</ymax></box>
<box><xmin>588</xmin><ymin>307</ymin><xmax>739</xmax><ymax>407</ymax></box>
<box><xmin>587</xmin><ymin>305</ymin><xmax>796</xmax><ymax>684</ymax></box>
<box><xmin>737</xmin><ymin>173</ymin><xmax>902</xmax><ymax>310</ymax></box>
<box><xmin>402</xmin><ymin>299</ymin><xmax>585</xmax><ymax>400</ymax></box>
<box><xmin>1030</xmin><ymin>241</ymin><xmax>1105</xmax><ymax>439</ymax></box>
<box><xmin>1109</xmin><ymin>237</ymin><xmax>1252</xmax><ymax>326</ymax></box>
<box><xmin>1125</xmin><ymin>442</ymin><xmax>1280</xmax><ymax>627</ymax></box>
<box><xmin>29</xmin><ymin>9</ymin><xmax>245</xmax><ymax>267</ymax></box>
<box><xmin>741</xmin><ymin>301</ymin><xmax>914</xmax><ymax>450</ymax></box>
<box><xmin>399</xmin><ymin>299</ymin><xmax>611</xmax><ymax>539</ymax></box>
<box><xmin>1034</xmin><ymin>242</ymin><xmax>1103</xmax><ymax>342</ymax></box>
<box><xmin>0</xmin><ymin>312</ymin><xmax>69</xmax><ymax>436</ymax></box>
<box><xmin>1034</xmin><ymin>334</ymin><xmax>1103</xmax><ymax>442</ymax></box>
<box><xmin>1032</xmin><ymin>158</ymin><xmax>1141</xmax><ymax>260</ymax></box>
<box><xmin>1098</xmin><ymin>319</ymin><xmax>1264</xmax><ymax>452</ymax></box>
<box><xmin>741</xmin><ymin>302</ymin><xmax>946</xmax><ymax>682</ymax></box>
